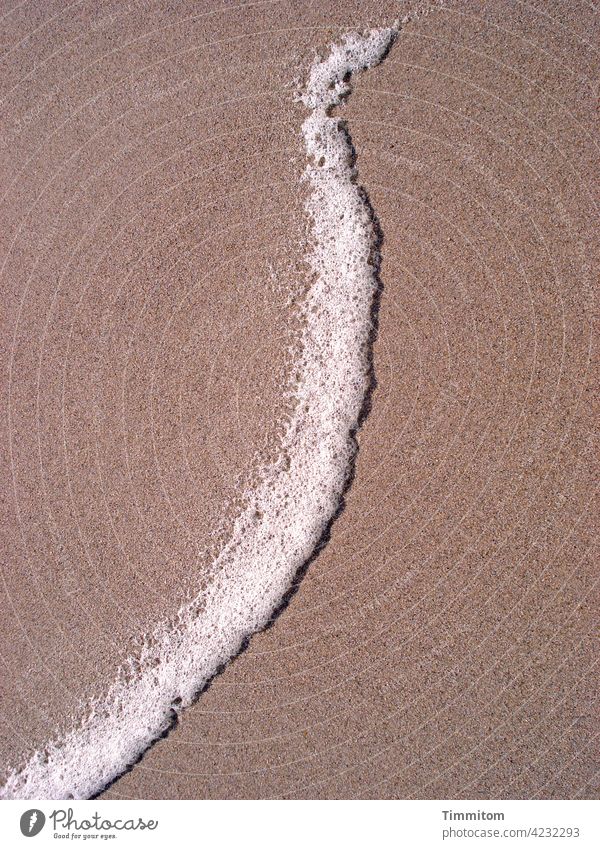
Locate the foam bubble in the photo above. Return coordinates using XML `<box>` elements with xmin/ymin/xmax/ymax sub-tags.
<box><xmin>0</xmin><ymin>25</ymin><xmax>398</xmax><ymax>800</ymax></box>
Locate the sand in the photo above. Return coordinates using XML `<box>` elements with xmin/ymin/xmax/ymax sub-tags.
<box><xmin>1</xmin><ymin>0</ymin><xmax>598</xmax><ymax>799</ymax></box>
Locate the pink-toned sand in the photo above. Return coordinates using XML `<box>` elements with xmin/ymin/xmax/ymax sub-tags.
<box><xmin>1</xmin><ymin>0</ymin><xmax>598</xmax><ymax>799</ymax></box>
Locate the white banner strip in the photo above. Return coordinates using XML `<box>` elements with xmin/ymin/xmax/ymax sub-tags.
<box><xmin>0</xmin><ymin>799</ymin><xmax>598</xmax><ymax>848</ymax></box>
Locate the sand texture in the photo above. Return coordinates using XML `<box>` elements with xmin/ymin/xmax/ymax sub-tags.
<box><xmin>1</xmin><ymin>1</ymin><xmax>598</xmax><ymax>799</ymax></box>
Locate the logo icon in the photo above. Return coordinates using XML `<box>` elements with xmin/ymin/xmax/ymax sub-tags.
<box><xmin>20</xmin><ymin>810</ymin><xmax>46</xmax><ymax>837</ymax></box>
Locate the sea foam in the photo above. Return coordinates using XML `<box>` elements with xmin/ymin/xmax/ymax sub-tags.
<box><xmin>1</xmin><ymin>26</ymin><xmax>398</xmax><ymax>800</ymax></box>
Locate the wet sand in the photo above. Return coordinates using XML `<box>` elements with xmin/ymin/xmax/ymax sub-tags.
<box><xmin>1</xmin><ymin>1</ymin><xmax>598</xmax><ymax>799</ymax></box>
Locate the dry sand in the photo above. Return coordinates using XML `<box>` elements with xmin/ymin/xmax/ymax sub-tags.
<box><xmin>1</xmin><ymin>0</ymin><xmax>598</xmax><ymax>799</ymax></box>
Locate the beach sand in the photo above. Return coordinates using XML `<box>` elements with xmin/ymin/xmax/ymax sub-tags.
<box><xmin>1</xmin><ymin>1</ymin><xmax>598</xmax><ymax>799</ymax></box>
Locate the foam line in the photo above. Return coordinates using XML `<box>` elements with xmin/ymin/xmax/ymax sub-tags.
<box><xmin>1</xmin><ymin>25</ymin><xmax>398</xmax><ymax>800</ymax></box>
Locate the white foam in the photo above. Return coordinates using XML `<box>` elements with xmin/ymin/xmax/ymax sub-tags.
<box><xmin>0</xmin><ymin>26</ymin><xmax>398</xmax><ymax>800</ymax></box>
